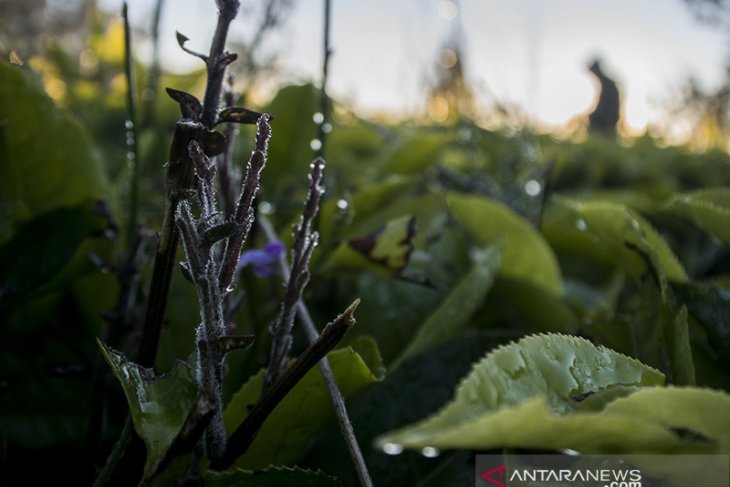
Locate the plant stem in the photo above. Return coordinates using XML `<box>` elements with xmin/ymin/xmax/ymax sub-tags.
<box><xmin>123</xmin><ymin>1</ymin><xmax>140</xmax><ymax>250</ymax></box>
<box><xmin>259</xmin><ymin>214</ymin><xmax>374</xmax><ymax>487</ymax></box>
<box><xmin>201</xmin><ymin>0</ymin><xmax>240</xmax><ymax>128</ymax></box>
<box><xmin>316</xmin><ymin>0</ymin><xmax>332</xmax><ymax>159</ymax></box>
<box><xmin>264</xmin><ymin>157</ymin><xmax>324</xmax><ymax>390</ymax></box>
<box><xmin>138</xmin><ymin>121</ymin><xmax>202</xmax><ymax>367</ymax></box>
<box><xmin>92</xmin><ymin>416</ymin><xmax>134</xmax><ymax>487</ymax></box>
<box><xmin>142</xmin><ymin>0</ymin><xmax>165</xmax><ymax>129</ymax></box>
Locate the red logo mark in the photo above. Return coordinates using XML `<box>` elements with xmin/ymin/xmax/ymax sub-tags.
<box><xmin>481</xmin><ymin>464</ymin><xmax>506</xmax><ymax>487</ymax></box>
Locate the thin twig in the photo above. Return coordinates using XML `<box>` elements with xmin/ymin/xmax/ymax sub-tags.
<box><xmin>123</xmin><ymin>1</ymin><xmax>140</xmax><ymax>250</ymax></box>
<box><xmin>141</xmin><ymin>0</ymin><xmax>166</xmax><ymax>129</ymax></box>
<box><xmin>264</xmin><ymin>157</ymin><xmax>325</xmax><ymax>390</ymax></box>
<box><xmin>218</xmin><ymin>75</ymin><xmax>240</xmax><ymax>218</ymax></box>
<box><xmin>315</xmin><ymin>0</ymin><xmax>332</xmax><ymax>159</ymax></box>
<box><xmin>201</xmin><ymin>0</ymin><xmax>240</xmax><ymax>128</ymax></box>
<box><xmin>137</xmin><ymin>120</ymin><xmax>202</xmax><ymax>368</ymax></box>
<box><xmin>218</xmin><ymin>115</ymin><xmax>271</xmax><ymax>293</ymax></box>
<box><xmin>92</xmin><ymin>416</ymin><xmax>134</xmax><ymax>487</ymax></box>
<box><xmin>210</xmin><ymin>299</ymin><xmax>360</xmax><ymax>471</ymax></box>
<box><xmin>259</xmin><ymin>214</ymin><xmax>374</xmax><ymax>487</ymax></box>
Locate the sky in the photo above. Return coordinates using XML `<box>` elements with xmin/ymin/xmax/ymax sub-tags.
<box><xmin>105</xmin><ymin>0</ymin><xmax>729</xmax><ymax>139</ymax></box>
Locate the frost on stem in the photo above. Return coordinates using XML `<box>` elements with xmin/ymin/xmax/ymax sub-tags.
<box><xmin>264</xmin><ymin>157</ymin><xmax>325</xmax><ymax>391</ymax></box>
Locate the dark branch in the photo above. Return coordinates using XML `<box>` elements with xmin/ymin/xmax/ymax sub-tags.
<box><xmin>211</xmin><ymin>300</ymin><xmax>359</xmax><ymax>471</ymax></box>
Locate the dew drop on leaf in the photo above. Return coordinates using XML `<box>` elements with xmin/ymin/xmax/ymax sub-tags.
<box><xmin>421</xmin><ymin>446</ymin><xmax>440</xmax><ymax>458</ymax></box>
<box><xmin>382</xmin><ymin>442</ymin><xmax>403</xmax><ymax>455</ymax></box>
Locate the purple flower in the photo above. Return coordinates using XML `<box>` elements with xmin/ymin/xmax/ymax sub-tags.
<box><xmin>237</xmin><ymin>241</ymin><xmax>285</xmax><ymax>277</ymax></box>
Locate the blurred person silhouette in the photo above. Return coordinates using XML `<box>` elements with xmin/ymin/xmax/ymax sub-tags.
<box><xmin>587</xmin><ymin>58</ymin><xmax>620</xmax><ymax>135</ymax></box>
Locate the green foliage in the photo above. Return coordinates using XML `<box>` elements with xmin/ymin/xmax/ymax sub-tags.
<box><xmin>449</xmin><ymin>194</ymin><xmax>563</xmax><ymax>295</ymax></box>
<box><xmin>375</xmin><ymin>334</ymin><xmax>676</xmax><ymax>453</ymax></box>
<box><xmin>393</xmin><ymin>246</ymin><xmax>500</xmax><ymax>367</ymax></box>
<box><xmin>542</xmin><ymin>197</ymin><xmax>687</xmax><ymax>282</ymax></box>
<box><xmin>223</xmin><ymin>339</ymin><xmax>383</xmax><ymax>470</ymax></box>
<box><xmin>0</xmin><ymin>61</ymin><xmax>109</xmax><ymax>240</ymax></box>
<box><xmin>666</xmin><ymin>187</ymin><xmax>730</xmax><ymax>246</ymax></box>
<box><xmin>98</xmin><ymin>341</ymin><xmax>198</xmax><ymax>478</ymax></box>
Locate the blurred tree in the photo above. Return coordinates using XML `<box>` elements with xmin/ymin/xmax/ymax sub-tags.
<box><xmin>678</xmin><ymin>0</ymin><xmax>730</xmax><ymax>149</ymax></box>
<box><xmin>0</xmin><ymin>0</ymin><xmax>93</xmax><ymax>60</ymax></box>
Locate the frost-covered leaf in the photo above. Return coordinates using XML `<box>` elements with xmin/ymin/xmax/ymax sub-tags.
<box><xmin>97</xmin><ymin>341</ymin><xmax>197</xmax><ymax>477</ymax></box>
<box><xmin>375</xmin><ymin>334</ymin><xmax>664</xmax><ymax>452</ymax></box>
<box><xmin>449</xmin><ymin>194</ymin><xmax>563</xmax><ymax>296</ymax></box>
<box><xmin>223</xmin><ymin>338</ymin><xmax>383</xmax><ymax>469</ymax></box>
<box><xmin>205</xmin><ymin>466</ymin><xmax>339</xmax><ymax>486</ymax></box>
<box><xmin>393</xmin><ymin>246</ymin><xmax>500</xmax><ymax>367</ymax></box>
<box><xmin>666</xmin><ymin>187</ymin><xmax>730</xmax><ymax>246</ymax></box>
<box><xmin>542</xmin><ymin>197</ymin><xmax>686</xmax><ymax>282</ymax></box>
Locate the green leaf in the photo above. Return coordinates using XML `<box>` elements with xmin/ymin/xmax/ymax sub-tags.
<box><xmin>0</xmin><ymin>61</ymin><xmax>109</xmax><ymax>241</ymax></box>
<box><xmin>665</xmin><ymin>187</ymin><xmax>730</xmax><ymax>246</ymax></box>
<box><xmin>305</xmin><ymin>332</ymin><xmax>511</xmax><ymax>486</ymax></box>
<box><xmin>448</xmin><ymin>194</ymin><xmax>563</xmax><ymax>295</ymax></box>
<box><xmin>392</xmin><ymin>246</ymin><xmax>500</xmax><ymax>367</ymax></box>
<box><xmin>376</xmin><ymin>395</ymin><xmax>685</xmax><ymax>453</ymax></box>
<box><xmin>542</xmin><ymin>197</ymin><xmax>687</xmax><ymax>282</ymax></box>
<box><xmin>97</xmin><ymin>341</ymin><xmax>198</xmax><ymax>477</ymax></box>
<box><xmin>223</xmin><ymin>342</ymin><xmax>382</xmax><ymax>469</ymax></box>
<box><xmin>604</xmin><ymin>386</ymin><xmax>730</xmax><ymax>452</ymax></box>
<box><xmin>205</xmin><ymin>466</ymin><xmax>339</xmax><ymax>487</ymax></box>
<box><xmin>674</xmin><ymin>281</ymin><xmax>730</xmax><ymax>364</ymax></box>
<box><xmin>0</xmin><ymin>203</ymin><xmax>110</xmax><ymax>299</ymax></box>
<box><xmin>379</xmin><ymin>131</ymin><xmax>451</xmax><ymax>176</ymax></box>
<box><xmin>321</xmin><ymin>215</ymin><xmax>416</xmax><ymax>276</ymax></box>
<box><xmin>375</xmin><ymin>333</ymin><xmax>664</xmax><ymax>452</ymax></box>
<box><xmin>261</xmin><ymin>84</ymin><xmax>319</xmax><ymax>192</ymax></box>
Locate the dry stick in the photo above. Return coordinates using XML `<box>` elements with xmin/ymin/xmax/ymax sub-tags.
<box><xmin>211</xmin><ymin>299</ymin><xmax>360</xmax><ymax>471</ymax></box>
<box><xmin>259</xmin><ymin>215</ymin><xmax>374</xmax><ymax>487</ymax></box>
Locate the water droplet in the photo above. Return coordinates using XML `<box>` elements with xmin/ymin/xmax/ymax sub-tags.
<box><xmin>126</xmin><ymin>151</ymin><xmax>135</xmax><ymax>161</ymax></box>
<box><xmin>382</xmin><ymin>442</ymin><xmax>403</xmax><ymax>456</ymax></box>
<box><xmin>421</xmin><ymin>446</ymin><xmax>440</xmax><ymax>458</ymax></box>
<box><xmin>457</xmin><ymin>127</ymin><xmax>472</xmax><ymax>142</ymax></box>
<box><xmin>575</xmin><ymin>218</ymin><xmax>587</xmax><ymax>231</ymax></box>
<box><xmin>524</xmin><ymin>179</ymin><xmax>542</xmax><ymax>197</ymax></box>
<box><xmin>336</xmin><ymin>199</ymin><xmax>349</xmax><ymax>210</ymax></box>
<box><xmin>322</xmin><ymin>122</ymin><xmax>333</xmax><ymax>133</ymax></box>
<box><xmin>259</xmin><ymin>201</ymin><xmax>274</xmax><ymax>215</ymax></box>
<box><xmin>312</xmin><ymin>112</ymin><xmax>324</xmax><ymax>124</ymax></box>
<box><xmin>125</xmin><ymin>120</ymin><xmax>134</xmax><ymax>129</ymax></box>
<box><xmin>310</xmin><ymin>139</ymin><xmax>322</xmax><ymax>151</ymax></box>
<box><xmin>562</xmin><ymin>448</ymin><xmax>580</xmax><ymax>456</ymax></box>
